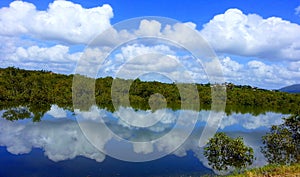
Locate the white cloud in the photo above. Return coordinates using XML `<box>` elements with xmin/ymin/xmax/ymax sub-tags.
<box><xmin>247</xmin><ymin>60</ymin><xmax>273</xmax><ymax>78</ymax></box>
<box><xmin>3</xmin><ymin>44</ymin><xmax>81</xmax><ymax>73</ymax></box>
<box><xmin>135</xmin><ymin>20</ymin><xmax>162</xmax><ymax>36</ymax></box>
<box><xmin>202</xmin><ymin>56</ymin><xmax>300</xmax><ymax>89</ymax></box>
<box><xmin>116</xmin><ymin>44</ymin><xmax>175</xmax><ymax>62</ymax></box>
<box><xmin>133</xmin><ymin>20</ymin><xmax>199</xmax><ymax>49</ymax></box>
<box><xmin>200</xmin><ymin>8</ymin><xmax>300</xmax><ymax>61</ymax></box>
<box><xmin>0</xmin><ymin>1</ymin><xmax>113</xmax><ymax>44</ymax></box>
<box><xmin>75</xmin><ymin>47</ymin><xmax>111</xmax><ymax>77</ymax></box>
<box><xmin>47</xmin><ymin>105</ymin><xmax>67</xmax><ymax>118</ymax></box>
<box><xmin>221</xmin><ymin>56</ymin><xmax>243</xmax><ymax>74</ymax></box>
<box><xmin>99</xmin><ymin>44</ymin><xmax>185</xmax><ymax>79</ymax></box>
<box><xmin>103</xmin><ymin>43</ymin><xmax>300</xmax><ymax>88</ymax></box>
<box><xmin>99</xmin><ymin>42</ymin><xmax>210</xmax><ymax>83</ymax></box>
<box><xmin>8</xmin><ymin>45</ymin><xmax>80</xmax><ymax>63</ymax></box>
<box><xmin>3</xmin><ymin>41</ymin><xmax>299</xmax><ymax>89</ymax></box>
<box><xmin>115</xmin><ymin>54</ymin><xmax>185</xmax><ymax>80</ymax></box>
<box><xmin>245</xmin><ymin>60</ymin><xmax>300</xmax><ymax>88</ymax></box>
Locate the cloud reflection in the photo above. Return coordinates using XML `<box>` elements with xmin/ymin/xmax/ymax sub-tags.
<box><xmin>0</xmin><ymin>118</ymin><xmax>106</xmax><ymax>162</ymax></box>
<box><xmin>0</xmin><ymin>106</ymin><xmax>287</xmax><ymax>170</ymax></box>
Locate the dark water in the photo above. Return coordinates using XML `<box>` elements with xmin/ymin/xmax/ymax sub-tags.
<box><xmin>0</xmin><ymin>105</ymin><xmax>287</xmax><ymax>177</ymax></box>
<box><xmin>0</xmin><ymin>147</ymin><xmax>213</xmax><ymax>177</ymax></box>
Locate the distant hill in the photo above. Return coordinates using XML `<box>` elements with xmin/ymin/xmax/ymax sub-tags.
<box><xmin>279</xmin><ymin>84</ymin><xmax>300</xmax><ymax>93</ymax></box>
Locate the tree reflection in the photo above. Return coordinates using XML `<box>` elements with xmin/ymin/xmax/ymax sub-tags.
<box><xmin>1</xmin><ymin>103</ymin><xmax>51</xmax><ymax>122</ymax></box>
<box><xmin>261</xmin><ymin>113</ymin><xmax>300</xmax><ymax>165</ymax></box>
<box><xmin>2</xmin><ymin>107</ymin><xmax>31</xmax><ymax>121</ymax></box>
<box><xmin>29</xmin><ymin>103</ymin><xmax>51</xmax><ymax>122</ymax></box>
<box><xmin>204</xmin><ymin>132</ymin><xmax>254</xmax><ymax>173</ymax></box>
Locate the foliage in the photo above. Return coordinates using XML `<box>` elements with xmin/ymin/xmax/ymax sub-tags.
<box><xmin>225</xmin><ymin>163</ymin><xmax>300</xmax><ymax>177</ymax></box>
<box><xmin>204</xmin><ymin>132</ymin><xmax>254</xmax><ymax>172</ymax></box>
<box><xmin>261</xmin><ymin>113</ymin><xmax>300</xmax><ymax>165</ymax></box>
<box><xmin>0</xmin><ymin>67</ymin><xmax>300</xmax><ymax>114</ymax></box>
<box><xmin>1</xmin><ymin>103</ymin><xmax>52</xmax><ymax>122</ymax></box>
<box><xmin>2</xmin><ymin>106</ymin><xmax>31</xmax><ymax>121</ymax></box>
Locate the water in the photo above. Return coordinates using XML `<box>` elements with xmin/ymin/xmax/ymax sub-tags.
<box><xmin>0</xmin><ymin>105</ymin><xmax>287</xmax><ymax>177</ymax></box>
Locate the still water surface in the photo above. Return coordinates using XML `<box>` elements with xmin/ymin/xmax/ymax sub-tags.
<box><xmin>0</xmin><ymin>105</ymin><xmax>286</xmax><ymax>177</ymax></box>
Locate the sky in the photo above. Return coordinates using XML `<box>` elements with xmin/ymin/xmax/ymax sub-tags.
<box><xmin>0</xmin><ymin>0</ymin><xmax>300</xmax><ymax>89</ymax></box>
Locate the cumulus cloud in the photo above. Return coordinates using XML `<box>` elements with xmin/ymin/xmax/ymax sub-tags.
<box><xmin>89</xmin><ymin>18</ymin><xmax>214</xmax><ymax>60</ymax></box>
<box><xmin>74</xmin><ymin>46</ymin><xmax>113</xmax><ymax>77</ymax></box>
<box><xmin>115</xmin><ymin>54</ymin><xmax>188</xmax><ymax>81</ymax></box>
<box><xmin>8</xmin><ymin>45</ymin><xmax>80</xmax><ymax>63</ymax></box>
<box><xmin>221</xmin><ymin>57</ymin><xmax>243</xmax><ymax>76</ymax></box>
<box><xmin>200</xmin><ymin>8</ymin><xmax>300</xmax><ymax>61</ymax></box>
<box><xmin>3</xmin><ymin>44</ymin><xmax>81</xmax><ymax>73</ymax></box>
<box><xmin>115</xmin><ymin>44</ymin><xmax>175</xmax><ymax>62</ymax></box>
<box><xmin>246</xmin><ymin>60</ymin><xmax>300</xmax><ymax>88</ymax></box>
<box><xmin>205</xmin><ymin>56</ymin><xmax>300</xmax><ymax>89</ymax></box>
<box><xmin>81</xmin><ymin>41</ymin><xmax>299</xmax><ymax>89</ymax></box>
<box><xmin>0</xmin><ymin>0</ymin><xmax>113</xmax><ymax>44</ymax></box>
<box><xmin>80</xmin><ymin>30</ymin><xmax>299</xmax><ymax>88</ymax></box>
<box><xmin>98</xmin><ymin>44</ymin><xmax>193</xmax><ymax>81</ymax></box>
<box><xmin>135</xmin><ymin>20</ymin><xmax>162</xmax><ymax>36</ymax></box>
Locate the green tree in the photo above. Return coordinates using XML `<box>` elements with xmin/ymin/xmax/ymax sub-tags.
<box><xmin>204</xmin><ymin>132</ymin><xmax>254</xmax><ymax>172</ymax></box>
<box><xmin>261</xmin><ymin>114</ymin><xmax>300</xmax><ymax>165</ymax></box>
<box><xmin>0</xmin><ymin>67</ymin><xmax>300</xmax><ymax>114</ymax></box>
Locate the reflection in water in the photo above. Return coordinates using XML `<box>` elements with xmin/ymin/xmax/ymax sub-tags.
<box><xmin>220</xmin><ymin>112</ymin><xmax>285</xmax><ymax>130</ymax></box>
<box><xmin>1</xmin><ymin>103</ymin><xmax>52</xmax><ymax>122</ymax></box>
<box><xmin>0</xmin><ymin>105</ymin><xmax>287</xmax><ymax>175</ymax></box>
<box><xmin>2</xmin><ymin>106</ymin><xmax>31</xmax><ymax>121</ymax></box>
<box><xmin>0</xmin><ymin>116</ymin><xmax>105</xmax><ymax>162</ymax></box>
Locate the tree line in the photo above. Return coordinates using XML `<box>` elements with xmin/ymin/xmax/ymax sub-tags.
<box><xmin>1</xmin><ymin>67</ymin><xmax>299</xmax><ymax>115</ymax></box>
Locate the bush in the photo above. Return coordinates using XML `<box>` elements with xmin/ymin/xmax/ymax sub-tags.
<box><xmin>204</xmin><ymin>132</ymin><xmax>254</xmax><ymax>172</ymax></box>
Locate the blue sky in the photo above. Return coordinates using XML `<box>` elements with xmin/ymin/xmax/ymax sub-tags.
<box><xmin>0</xmin><ymin>0</ymin><xmax>300</xmax><ymax>89</ymax></box>
<box><xmin>1</xmin><ymin>0</ymin><xmax>299</xmax><ymax>24</ymax></box>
